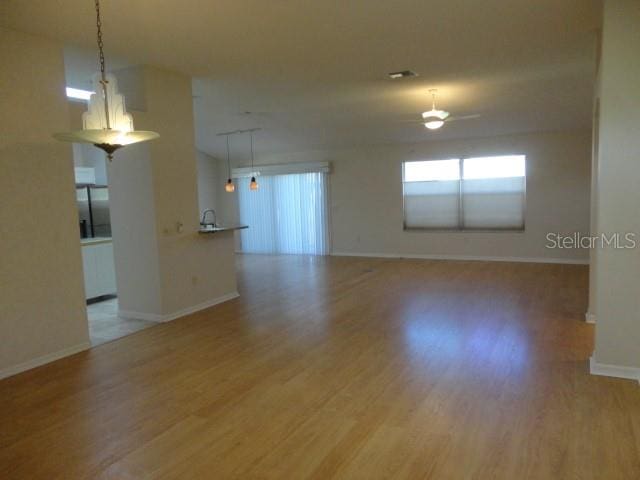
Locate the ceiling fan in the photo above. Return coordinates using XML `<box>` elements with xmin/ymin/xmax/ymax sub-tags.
<box><xmin>411</xmin><ymin>89</ymin><xmax>481</xmax><ymax>130</ymax></box>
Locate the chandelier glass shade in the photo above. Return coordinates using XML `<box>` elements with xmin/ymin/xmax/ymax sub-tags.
<box><xmin>53</xmin><ymin>0</ymin><xmax>158</xmax><ymax>160</ymax></box>
<box><xmin>54</xmin><ymin>74</ymin><xmax>159</xmax><ymax>158</ymax></box>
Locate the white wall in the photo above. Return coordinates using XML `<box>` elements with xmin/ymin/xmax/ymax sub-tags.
<box><xmin>220</xmin><ymin>130</ymin><xmax>592</xmax><ymax>262</ymax></box>
<box><xmin>196</xmin><ymin>150</ymin><xmax>219</xmax><ymax>216</ymax></box>
<box><xmin>142</xmin><ymin>66</ymin><xmax>238</xmax><ymax>315</ymax></box>
<box><xmin>193</xmin><ymin>152</ymin><xmax>240</xmax><ymax>227</ymax></box>
<box><xmin>592</xmin><ymin>0</ymin><xmax>640</xmax><ymax>370</ymax></box>
<box><xmin>72</xmin><ymin>142</ymin><xmax>108</xmax><ymax>185</ymax></box>
<box><xmin>70</xmin><ymin>66</ymin><xmax>239</xmax><ymax>320</ymax></box>
<box><xmin>0</xmin><ymin>28</ymin><xmax>90</xmax><ymax>377</ymax></box>
<box><xmin>108</xmin><ymin>142</ymin><xmax>163</xmax><ymax>316</ymax></box>
<box><xmin>587</xmin><ymin>34</ymin><xmax>602</xmax><ymax>323</ymax></box>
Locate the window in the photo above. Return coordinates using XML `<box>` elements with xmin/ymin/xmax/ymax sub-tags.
<box><xmin>237</xmin><ymin>172</ymin><xmax>329</xmax><ymax>255</ymax></box>
<box><xmin>66</xmin><ymin>87</ymin><xmax>94</xmax><ymax>100</ymax></box>
<box><xmin>402</xmin><ymin>155</ymin><xmax>526</xmax><ymax>230</ymax></box>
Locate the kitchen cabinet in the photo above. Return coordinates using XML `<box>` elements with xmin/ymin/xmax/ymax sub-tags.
<box><xmin>81</xmin><ymin>240</ymin><xmax>116</xmax><ymax>299</ymax></box>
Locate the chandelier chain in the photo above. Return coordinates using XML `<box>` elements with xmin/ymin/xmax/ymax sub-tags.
<box><xmin>94</xmin><ymin>0</ymin><xmax>111</xmax><ymax>130</ymax></box>
<box><xmin>95</xmin><ymin>0</ymin><xmax>106</xmax><ymax>79</ymax></box>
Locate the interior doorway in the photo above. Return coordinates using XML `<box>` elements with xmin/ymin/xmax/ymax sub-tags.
<box><xmin>73</xmin><ymin>142</ymin><xmax>155</xmax><ymax>345</ymax></box>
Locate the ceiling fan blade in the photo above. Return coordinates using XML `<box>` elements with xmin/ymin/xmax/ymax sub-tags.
<box><xmin>394</xmin><ymin>119</ymin><xmax>427</xmax><ymax>124</ymax></box>
<box><xmin>445</xmin><ymin>114</ymin><xmax>481</xmax><ymax>122</ymax></box>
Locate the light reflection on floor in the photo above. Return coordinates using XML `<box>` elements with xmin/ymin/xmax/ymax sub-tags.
<box><xmin>402</xmin><ymin>311</ymin><xmax>531</xmax><ymax>380</ymax></box>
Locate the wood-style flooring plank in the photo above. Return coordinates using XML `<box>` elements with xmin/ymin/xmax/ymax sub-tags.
<box><xmin>1</xmin><ymin>255</ymin><xmax>639</xmax><ymax>479</ymax></box>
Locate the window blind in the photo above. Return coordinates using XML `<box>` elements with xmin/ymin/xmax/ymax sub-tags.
<box><xmin>237</xmin><ymin>172</ymin><xmax>330</xmax><ymax>255</ymax></box>
<box><xmin>402</xmin><ymin>155</ymin><xmax>525</xmax><ymax>230</ymax></box>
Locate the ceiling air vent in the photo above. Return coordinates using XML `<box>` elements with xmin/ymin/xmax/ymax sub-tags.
<box><xmin>388</xmin><ymin>70</ymin><xmax>418</xmax><ymax>79</ymax></box>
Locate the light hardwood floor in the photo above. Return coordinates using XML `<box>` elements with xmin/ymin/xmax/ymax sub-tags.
<box><xmin>1</xmin><ymin>255</ymin><xmax>639</xmax><ymax>479</ymax></box>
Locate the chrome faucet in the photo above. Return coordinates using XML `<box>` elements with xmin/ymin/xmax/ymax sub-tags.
<box><xmin>200</xmin><ymin>209</ymin><xmax>217</xmax><ymax>227</ymax></box>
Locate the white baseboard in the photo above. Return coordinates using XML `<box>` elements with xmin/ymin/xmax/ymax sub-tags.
<box><xmin>118</xmin><ymin>291</ymin><xmax>240</xmax><ymax>323</ymax></box>
<box><xmin>116</xmin><ymin>309</ymin><xmax>164</xmax><ymax>322</ymax></box>
<box><xmin>585</xmin><ymin>312</ymin><xmax>596</xmax><ymax>324</ymax></box>
<box><xmin>590</xmin><ymin>357</ymin><xmax>640</xmax><ymax>384</ymax></box>
<box><xmin>0</xmin><ymin>341</ymin><xmax>91</xmax><ymax>381</ymax></box>
<box><xmin>331</xmin><ymin>251</ymin><xmax>589</xmax><ymax>265</ymax></box>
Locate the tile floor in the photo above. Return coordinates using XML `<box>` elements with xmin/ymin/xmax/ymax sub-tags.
<box><xmin>87</xmin><ymin>297</ymin><xmax>156</xmax><ymax>346</ymax></box>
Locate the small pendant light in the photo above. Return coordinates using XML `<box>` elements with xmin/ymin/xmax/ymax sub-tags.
<box><xmin>225</xmin><ymin>135</ymin><xmax>235</xmax><ymax>192</ymax></box>
<box><xmin>249</xmin><ymin>131</ymin><xmax>259</xmax><ymax>191</ymax></box>
<box><xmin>53</xmin><ymin>0</ymin><xmax>159</xmax><ymax>160</ymax></box>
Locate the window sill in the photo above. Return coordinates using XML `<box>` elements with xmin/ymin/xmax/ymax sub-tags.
<box><xmin>403</xmin><ymin>227</ymin><xmax>526</xmax><ymax>233</ymax></box>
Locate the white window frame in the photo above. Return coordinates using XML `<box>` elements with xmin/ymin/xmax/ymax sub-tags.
<box><xmin>232</xmin><ymin>161</ymin><xmax>330</xmax><ymax>178</ymax></box>
<box><xmin>402</xmin><ymin>156</ymin><xmax>526</xmax><ymax>232</ymax></box>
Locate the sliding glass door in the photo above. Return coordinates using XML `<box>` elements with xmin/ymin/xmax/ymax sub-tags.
<box><xmin>237</xmin><ymin>172</ymin><xmax>329</xmax><ymax>255</ymax></box>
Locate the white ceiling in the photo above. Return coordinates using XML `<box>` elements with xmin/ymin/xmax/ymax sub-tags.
<box><xmin>1</xmin><ymin>0</ymin><xmax>602</xmax><ymax>158</ymax></box>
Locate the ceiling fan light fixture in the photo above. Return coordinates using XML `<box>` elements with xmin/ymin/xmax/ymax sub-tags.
<box><xmin>421</xmin><ymin>89</ymin><xmax>450</xmax><ymax>131</ymax></box>
<box><xmin>424</xmin><ymin>119</ymin><xmax>445</xmax><ymax>130</ymax></box>
<box><xmin>421</xmin><ymin>109</ymin><xmax>449</xmax><ymax>121</ymax></box>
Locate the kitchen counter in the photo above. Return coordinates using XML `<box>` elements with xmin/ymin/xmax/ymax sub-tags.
<box><xmin>81</xmin><ymin>236</ymin><xmax>113</xmax><ymax>246</ymax></box>
<box><xmin>198</xmin><ymin>225</ymin><xmax>248</xmax><ymax>234</ymax></box>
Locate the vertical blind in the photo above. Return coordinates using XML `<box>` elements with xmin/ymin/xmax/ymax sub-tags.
<box><xmin>237</xmin><ymin>172</ymin><xmax>329</xmax><ymax>255</ymax></box>
<box><xmin>403</xmin><ymin>155</ymin><xmax>526</xmax><ymax>230</ymax></box>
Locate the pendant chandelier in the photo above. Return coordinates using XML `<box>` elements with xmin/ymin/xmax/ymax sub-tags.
<box><xmin>53</xmin><ymin>0</ymin><xmax>159</xmax><ymax>160</ymax></box>
<box><xmin>224</xmin><ymin>136</ymin><xmax>235</xmax><ymax>192</ymax></box>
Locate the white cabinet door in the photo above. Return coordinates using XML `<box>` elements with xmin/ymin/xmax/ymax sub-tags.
<box><xmin>82</xmin><ymin>242</ymin><xmax>116</xmax><ymax>299</ymax></box>
<box><xmin>82</xmin><ymin>246</ymin><xmax>98</xmax><ymax>299</ymax></box>
<box><xmin>95</xmin><ymin>243</ymin><xmax>117</xmax><ymax>296</ymax></box>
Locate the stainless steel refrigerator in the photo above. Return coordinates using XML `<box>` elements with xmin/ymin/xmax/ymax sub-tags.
<box><xmin>77</xmin><ymin>185</ymin><xmax>112</xmax><ymax>238</ymax></box>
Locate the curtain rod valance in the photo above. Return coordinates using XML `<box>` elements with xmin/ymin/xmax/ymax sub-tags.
<box><xmin>232</xmin><ymin>161</ymin><xmax>330</xmax><ymax>178</ymax></box>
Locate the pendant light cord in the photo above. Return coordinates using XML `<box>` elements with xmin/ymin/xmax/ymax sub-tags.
<box><xmin>250</xmin><ymin>131</ymin><xmax>254</xmax><ymax>170</ymax></box>
<box><xmin>95</xmin><ymin>0</ymin><xmax>111</xmax><ymax>130</ymax></box>
<box><xmin>226</xmin><ymin>135</ymin><xmax>231</xmax><ymax>178</ymax></box>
